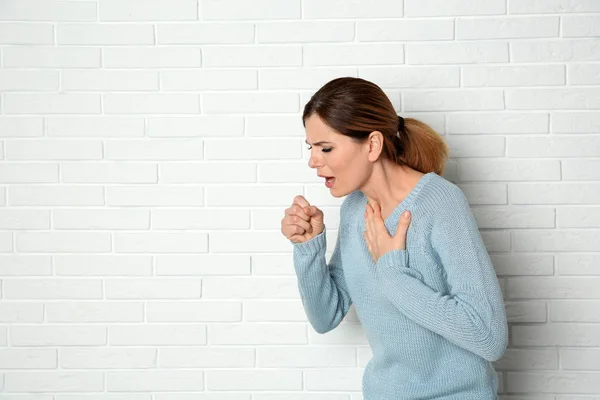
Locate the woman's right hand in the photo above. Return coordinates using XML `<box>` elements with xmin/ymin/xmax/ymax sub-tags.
<box><xmin>281</xmin><ymin>195</ymin><xmax>325</xmax><ymax>243</ymax></box>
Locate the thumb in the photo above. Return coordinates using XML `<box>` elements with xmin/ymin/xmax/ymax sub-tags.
<box><xmin>394</xmin><ymin>210</ymin><xmax>411</xmax><ymax>247</ymax></box>
<box><xmin>305</xmin><ymin>205</ymin><xmax>323</xmax><ymax>219</ymax></box>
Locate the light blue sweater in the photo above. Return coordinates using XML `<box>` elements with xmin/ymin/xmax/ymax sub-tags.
<box><xmin>292</xmin><ymin>172</ymin><xmax>508</xmax><ymax>399</ymax></box>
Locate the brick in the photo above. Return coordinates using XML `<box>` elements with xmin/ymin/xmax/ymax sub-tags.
<box><xmin>568</xmin><ymin>64</ymin><xmax>600</xmax><ymax>85</ymax></box>
<box><xmin>3</xmin><ymin>279</ymin><xmax>103</xmax><ymax>299</ymax></box>
<box><xmin>104</xmin><ymin>94</ymin><xmax>200</xmax><ymax>114</ymax></box>
<box><xmin>159</xmin><ymin>347</ymin><xmax>254</xmax><ymax>368</ymax></box>
<box><xmin>148</xmin><ymin>116</ymin><xmax>244</xmax><ymax>138</ymax></box>
<box><xmin>61</xmin><ymin>163</ymin><xmax>157</xmax><ymax>184</ymax></box>
<box><xmin>160</xmin><ymin>163</ymin><xmax>255</xmax><ymax>183</ymax></box>
<box><xmin>551</xmin><ymin>301</ymin><xmax>600</xmax><ymax>322</ymax></box>
<box><xmin>491</xmin><ymin>254</ymin><xmax>554</xmax><ymax>276</ymax></box>
<box><xmin>207</xmin><ymin>370</ymin><xmax>302</xmax><ymax>391</ymax></box>
<box><xmin>557</xmin><ymin>255</ymin><xmax>600</xmax><ymax>276</ymax></box>
<box><xmin>0</xmin><ymin>349</ymin><xmax>57</xmax><ymax>369</ymax></box>
<box><xmin>506</xmin><ymin>372</ymin><xmax>600</xmax><ymax>393</ymax></box>
<box><xmin>558</xmin><ymin>206</ymin><xmax>600</xmax><ymax>227</ymax></box>
<box><xmin>100</xmin><ymin>0</ymin><xmax>198</xmax><ymax>21</ymax></box>
<box><xmin>203</xmin><ymin>46</ymin><xmax>301</xmax><ymax>67</ymax></box>
<box><xmin>146</xmin><ymin>302</ymin><xmax>241</xmax><ymax>322</ymax></box>
<box><xmin>206</xmin><ymin>186</ymin><xmax>299</xmax><ymax>206</ymax></box>
<box><xmin>5</xmin><ymin>372</ymin><xmax>104</xmax><ymax>392</ymax></box>
<box><xmin>449</xmin><ymin>113</ymin><xmax>548</xmax><ymax>134</ymax></box>
<box><xmin>107</xmin><ymin>371</ymin><xmax>204</xmax><ymax>391</ymax></box>
<box><xmin>507</xmin><ymin>88</ymin><xmax>600</xmax><ymax>110</ymax></box>
<box><xmin>513</xmin><ymin>231</ymin><xmax>600</xmax><ymax>252</ymax></box>
<box><xmin>563</xmin><ymin>16</ymin><xmax>600</xmax><ymax>37</ymax></box>
<box><xmin>0</xmin><ymin>71</ymin><xmax>59</xmax><ymax>91</ymax></box>
<box><xmin>561</xmin><ymin>349</ymin><xmax>600</xmax><ymax>370</ymax></box>
<box><xmin>244</xmin><ymin>300</ymin><xmax>306</xmax><ymax>322</ymax></box>
<box><xmin>510</xmin><ymin>0</ymin><xmax>600</xmax><ymax>14</ymax></box>
<box><xmin>304</xmin><ymin>44</ymin><xmax>404</xmax><ymax>66</ymax></box>
<box><xmin>203</xmin><ymin>93</ymin><xmax>298</xmax><ymax>113</ymax></box>
<box><xmin>509</xmin><ymin>277</ymin><xmax>600</xmax><ymax>299</ymax></box>
<box><xmin>407</xmin><ymin>42</ymin><xmax>508</xmax><ymax>64</ymax></box>
<box><xmin>359</xmin><ymin>20</ymin><xmax>453</xmax><ymax>41</ymax></box>
<box><xmin>105</xmin><ymin>139</ymin><xmax>203</xmax><ymax>160</ymax></box>
<box><xmin>406</xmin><ymin>0</ymin><xmax>505</xmax><ymax>16</ymax></box>
<box><xmin>61</xmin><ymin>348</ymin><xmax>156</xmax><ymax>369</ymax></box>
<box><xmin>9</xmin><ymin>185</ymin><xmax>104</xmax><ymax>206</ymax></box>
<box><xmin>304</xmin><ymin>0</ymin><xmax>402</xmax><ymax>18</ymax></box>
<box><xmin>457</xmin><ymin>184</ymin><xmax>507</xmax><ymax>205</ymax></box>
<box><xmin>54</xmin><ymin>255</ymin><xmax>152</xmax><ymax>277</ymax></box>
<box><xmin>11</xmin><ymin>325</ymin><xmax>106</xmax><ymax>347</ymax></box>
<box><xmin>510</xmin><ymin>183</ymin><xmax>600</xmax><ymax>204</ymax></box>
<box><xmin>0</xmin><ymin>303</ymin><xmax>44</xmax><ymax>322</ymax></box>
<box><xmin>158</xmin><ymin>23</ymin><xmax>254</xmax><ymax>44</ymax></box>
<box><xmin>46</xmin><ymin>117</ymin><xmax>144</xmax><ymax>137</ymax></box>
<box><xmin>203</xmin><ymin>277</ymin><xmax>298</xmax><ymax>298</ymax></box>
<box><xmin>109</xmin><ymin>325</ymin><xmax>207</xmax><ymax>346</ymax></box>
<box><xmin>258</xmin><ymin>346</ymin><xmax>355</xmax><ymax>367</ymax></box>
<box><xmin>209</xmin><ymin>324</ymin><xmax>307</xmax><ymax>345</ymax></box>
<box><xmin>508</xmin><ymin>136</ymin><xmax>600</xmax><ymax>157</ymax></box>
<box><xmin>107</xmin><ymin>186</ymin><xmax>204</xmax><ymax>206</ymax></box>
<box><xmin>446</xmin><ymin>136</ymin><xmax>505</xmax><ymax>157</ymax></box>
<box><xmin>16</xmin><ymin>232</ymin><xmax>111</xmax><ymax>253</ymax></box>
<box><xmin>459</xmin><ymin>160</ymin><xmax>560</xmax><ymax>181</ymax></box>
<box><xmin>62</xmin><ymin>70</ymin><xmax>159</xmax><ymax>91</ymax></box>
<box><xmin>53</xmin><ymin>208</ymin><xmax>150</xmax><ymax>230</ymax></box>
<box><xmin>457</xmin><ymin>17</ymin><xmax>558</xmax><ymax>39</ymax></box>
<box><xmin>504</xmin><ymin>301</ymin><xmax>547</xmax><ymax>323</ymax></box>
<box><xmin>155</xmin><ymin>255</ymin><xmax>250</xmax><ymax>276</ymax></box>
<box><xmin>205</xmin><ymin>139</ymin><xmax>299</xmax><ymax>160</ymax></box>
<box><xmin>305</xmin><ymin>369</ymin><xmax>363</xmax><ymax>391</ymax></box>
<box><xmin>512</xmin><ymin>40</ymin><xmax>600</xmax><ymax>62</ymax></box>
<box><xmin>0</xmin><ymin>210</ymin><xmax>50</xmax><ymax>230</ymax></box>
<box><xmin>259</xmin><ymin>162</ymin><xmax>323</xmax><ymax>183</ymax></box>
<box><xmin>162</xmin><ymin>70</ymin><xmax>256</xmax><ymax>91</ymax></box>
<box><xmin>5</xmin><ymin>139</ymin><xmax>102</xmax><ymax>160</ymax></box>
<box><xmin>258</xmin><ymin>21</ymin><xmax>354</xmax><ymax>43</ymax></box>
<box><xmin>0</xmin><ymin>0</ymin><xmax>96</xmax><ymax>21</ymax></box>
<box><xmin>462</xmin><ymin>65</ymin><xmax>565</xmax><ymax>87</ymax></box>
<box><xmin>3</xmin><ymin>47</ymin><xmax>100</xmax><ymax>68</ymax></box>
<box><xmin>0</xmin><ymin>117</ymin><xmax>43</xmax><ymax>137</ymax></box>
<box><xmin>552</xmin><ymin>112</ymin><xmax>600</xmax><ymax>133</ymax></box>
<box><xmin>104</xmin><ymin>48</ymin><xmax>201</xmax><ymax>68</ymax></box>
<box><xmin>47</xmin><ymin>302</ymin><xmax>144</xmax><ymax>323</ymax></box>
<box><xmin>201</xmin><ymin>0</ymin><xmax>301</xmax><ymax>20</ymax></box>
<box><xmin>4</xmin><ymin>94</ymin><xmax>101</xmax><ymax>114</ymax></box>
<box><xmin>152</xmin><ymin>209</ymin><xmax>250</xmax><ymax>230</ymax></box>
<box><xmin>0</xmin><ymin>232</ymin><xmax>13</xmax><ymax>252</ymax></box>
<box><xmin>360</xmin><ymin>67</ymin><xmax>459</xmax><ymax>88</ymax></box>
<box><xmin>57</xmin><ymin>24</ymin><xmax>154</xmax><ymax>45</ymax></box>
<box><xmin>114</xmin><ymin>233</ymin><xmax>209</xmax><ymax>253</ymax></box>
<box><xmin>494</xmin><ymin>349</ymin><xmax>557</xmax><ymax>370</ymax></box>
<box><xmin>0</xmin><ymin>23</ymin><xmax>53</xmax><ymax>44</ymax></box>
<box><xmin>0</xmin><ymin>164</ymin><xmax>58</xmax><ymax>183</ymax></box>
<box><xmin>246</xmin><ymin>116</ymin><xmax>304</xmax><ymax>137</ymax></box>
<box><xmin>405</xmin><ymin>90</ymin><xmax>503</xmax><ymax>111</ymax></box>
<box><xmin>472</xmin><ymin>207</ymin><xmax>554</xmax><ymax>229</ymax></box>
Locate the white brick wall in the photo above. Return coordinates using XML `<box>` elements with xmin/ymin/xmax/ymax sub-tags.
<box><xmin>0</xmin><ymin>1</ymin><xmax>599</xmax><ymax>398</ymax></box>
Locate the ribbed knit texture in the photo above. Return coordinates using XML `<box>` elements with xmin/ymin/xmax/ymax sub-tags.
<box><xmin>292</xmin><ymin>172</ymin><xmax>508</xmax><ymax>399</ymax></box>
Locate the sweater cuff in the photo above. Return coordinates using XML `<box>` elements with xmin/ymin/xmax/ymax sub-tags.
<box><xmin>375</xmin><ymin>249</ymin><xmax>423</xmax><ymax>281</ymax></box>
<box><xmin>291</xmin><ymin>227</ymin><xmax>327</xmax><ymax>255</ymax></box>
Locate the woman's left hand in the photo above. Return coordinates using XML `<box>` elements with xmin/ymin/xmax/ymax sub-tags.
<box><xmin>364</xmin><ymin>202</ymin><xmax>412</xmax><ymax>264</ymax></box>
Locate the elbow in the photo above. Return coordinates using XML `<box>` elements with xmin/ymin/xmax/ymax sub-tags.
<box><xmin>480</xmin><ymin>324</ymin><xmax>508</xmax><ymax>362</ymax></box>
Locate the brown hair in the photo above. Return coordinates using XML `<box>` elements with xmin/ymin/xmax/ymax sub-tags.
<box><xmin>302</xmin><ymin>77</ymin><xmax>448</xmax><ymax>175</ymax></box>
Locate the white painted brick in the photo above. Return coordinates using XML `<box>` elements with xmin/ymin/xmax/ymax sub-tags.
<box><xmin>207</xmin><ymin>186</ymin><xmax>298</xmax><ymax>207</ymax></box>
<box><xmin>0</xmin><ymin>303</ymin><xmax>44</xmax><ymax>322</ymax></box>
<box><xmin>406</xmin><ymin>42</ymin><xmax>508</xmax><ymax>64</ymax></box>
<box><xmin>201</xmin><ymin>0</ymin><xmax>301</xmax><ymax>20</ymax></box>
<box><xmin>205</xmin><ymin>139</ymin><xmax>300</xmax><ymax>160</ymax></box>
<box><xmin>509</xmin><ymin>277</ymin><xmax>600</xmax><ymax>300</ymax></box>
<box><xmin>203</xmin><ymin>93</ymin><xmax>298</xmax><ymax>114</ymax></box>
<box><xmin>59</xmin><ymin>396</ymin><xmax>150</xmax><ymax>400</ymax></box>
<box><xmin>508</xmin><ymin>136</ymin><xmax>600</xmax><ymax>157</ymax></box>
<box><xmin>0</xmin><ymin>0</ymin><xmax>96</xmax><ymax>22</ymax></box>
<box><xmin>258</xmin><ymin>346</ymin><xmax>355</xmax><ymax>367</ymax></box>
<box><xmin>512</xmin><ymin>324</ymin><xmax>600</xmax><ymax>347</ymax></box>
<box><xmin>304</xmin><ymin>186</ymin><xmax>345</xmax><ymax>206</ymax></box>
<box><xmin>62</xmin><ymin>70</ymin><xmax>159</xmax><ymax>91</ymax></box>
<box><xmin>16</xmin><ymin>232</ymin><xmax>111</xmax><ymax>253</ymax></box>
<box><xmin>260</xmin><ymin>68</ymin><xmax>356</xmax><ymax>90</ymax></box>
<box><xmin>0</xmin><ymin>23</ymin><xmax>54</xmax><ymax>44</ymax></box>
<box><xmin>4</xmin><ymin>94</ymin><xmax>101</xmax><ymax>114</ymax></box>
<box><xmin>404</xmin><ymin>90</ymin><xmax>504</xmax><ymax>111</ymax></box>
<box><xmin>0</xmin><ymin>164</ymin><xmax>58</xmax><ymax>183</ymax></box>
<box><xmin>159</xmin><ymin>347</ymin><xmax>254</xmax><ymax>367</ymax></box>
<box><xmin>3</xmin><ymin>279</ymin><xmax>103</xmax><ymax>299</ymax></box>
<box><xmin>0</xmin><ymin>210</ymin><xmax>50</xmax><ymax>230</ymax></box>
<box><xmin>472</xmin><ymin>207</ymin><xmax>554</xmax><ymax>229</ymax></box>
<box><xmin>202</xmin><ymin>46</ymin><xmax>301</xmax><ymax>67</ymax></box>
<box><xmin>114</xmin><ymin>233</ymin><xmax>209</xmax><ymax>253</ymax></box>
<box><xmin>5</xmin><ymin>139</ymin><xmax>102</xmax><ymax>160</ymax></box>
<box><xmin>564</xmin><ymin>160</ymin><xmax>600</xmax><ymax>181</ymax></box>
<box><xmin>0</xmin><ymin>254</ymin><xmax>52</xmax><ymax>276</ymax></box>
<box><xmin>494</xmin><ymin>349</ymin><xmax>557</xmax><ymax>370</ymax></box>
<box><xmin>304</xmin><ymin>44</ymin><xmax>404</xmax><ymax>66</ymax></box>
<box><xmin>158</xmin><ymin>23</ymin><xmax>254</xmax><ymax>44</ymax></box>
<box><xmin>512</xmin><ymin>40</ymin><xmax>600</xmax><ymax>62</ymax></box>
<box><xmin>558</xmin><ymin>207</ymin><xmax>600</xmax><ymax>228</ymax></box>
<box><xmin>152</xmin><ymin>209</ymin><xmax>250</xmax><ymax>230</ymax></box>
<box><xmin>491</xmin><ymin>254</ymin><xmax>554</xmax><ymax>276</ymax></box>
<box><xmin>147</xmin><ymin>302</ymin><xmax>241</xmax><ymax>322</ymax></box>
<box><xmin>107</xmin><ymin>186</ymin><xmax>204</xmax><ymax>206</ymax></box>
<box><xmin>406</xmin><ymin>0</ymin><xmax>505</xmax><ymax>16</ymax></box>
<box><xmin>0</xmin><ymin>327</ymin><xmax>6</xmax><ymax>346</ymax></box>
<box><xmin>62</xmin><ymin>163</ymin><xmax>157</xmax><ymax>184</ymax></box>
<box><xmin>446</xmin><ymin>136</ymin><xmax>505</xmax><ymax>157</ymax></box>
<box><xmin>561</xmin><ymin>349</ymin><xmax>600</xmax><ymax>370</ymax></box>
<box><xmin>10</xmin><ymin>325</ymin><xmax>106</xmax><ymax>347</ymax></box>
<box><xmin>359</xmin><ymin>20</ymin><xmax>453</xmax><ymax>41</ymax></box>
<box><xmin>552</xmin><ymin>112</ymin><xmax>600</xmax><ymax>133</ymax></box>
<box><xmin>463</xmin><ymin>65</ymin><xmax>565</xmax><ymax>87</ymax></box>
<box><xmin>459</xmin><ymin>160</ymin><xmax>560</xmax><ymax>181</ymax></box>
<box><xmin>61</xmin><ymin>348</ymin><xmax>156</xmax><ymax>369</ymax></box>
<box><xmin>0</xmin><ymin>117</ymin><xmax>43</xmax><ymax>138</ymax></box>
<box><xmin>5</xmin><ymin>372</ymin><xmax>104</xmax><ymax>392</ymax></box>
<box><xmin>507</xmin><ymin>88</ymin><xmax>600</xmax><ymax>110</ymax></box>
<box><xmin>244</xmin><ymin>300</ymin><xmax>306</xmax><ymax>321</ymax></box>
<box><xmin>563</xmin><ymin>16</ymin><xmax>600</xmax><ymax>38</ymax></box>
<box><xmin>47</xmin><ymin>302</ymin><xmax>143</xmax><ymax>323</ymax></box>
<box><xmin>0</xmin><ymin>232</ymin><xmax>13</xmax><ymax>252</ymax></box>
<box><xmin>103</xmin><ymin>48</ymin><xmax>201</xmax><ymax>68</ymax></box>
<box><xmin>100</xmin><ymin>0</ymin><xmax>198</xmax><ymax>21</ymax></box>
<box><xmin>109</xmin><ymin>325</ymin><xmax>207</xmax><ymax>346</ymax></box>
<box><xmin>155</xmin><ymin>254</ymin><xmax>250</xmax><ymax>276</ymax></box>
<box><xmin>304</xmin><ymin>0</ymin><xmax>402</xmax><ymax>18</ymax></box>
<box><xmin>203</xmin><ymin>277</ymin><xmax>298</xmax><ymax>298</ymax></box>
<box><xmin>305</xmin><ymin>369</ymin><xmax>363</xmax><ymax>391</ymax></box>
<box><xmin>259</xmin><ymin>162</ymin><xmax>321</xmax><ymax>183</ymax></box>
<box><xmin>458</xmin><ymin>17</ymin><xmax>558</xmax><ymax>39</ymax></box>
<box><xmin>54</xmin><ymin>255</ymin><xmax>152</xmax><ymax>276</ymax></box>
<box><xmin>257</xmin><ymin>22</ymin><xmax>354</xmax><ymax>43</ymax></box>
<box><xmin>46</xmin><ymin>116</ymin><xmax>144</xmax><ymax>137</ymax></box>
<box><xmin>209</xmin><ymin>324</ymin><xmax>307</xmax><ymax>345</ymax></box>
<box><xmin>568</xmin><ymin>64</ymin><xmax>600</xmax><ymax>85</ymax></box>
<box><xmin>162</xmin><ymin>70</ymin><xmax>256</xmax><ymax>91</ymax></box>
<box><xmin>108</xmin><ymin>370</ymin><xmax>204</xmax><ymax>391</ymax></box>
<box><xmin>507</xmin><ymin>371</ymin><xmax>600</xmax><ymax>393</ymax></box>
<box><xmin>148</xmin><ymin>116</ymin><xmax>244</xmax><ymax>138</ymax></box>
<box><xmin>510</xmin><ymin>183</ymin><xmax>600</xmax><ymax>204</ymax></box>
<box><xmin>557</xmin><ymin>255</ymin><xmax>600</xmax><ymax>276</ymax></box>
<box><xmin>255</xmin><ymin>396</ymin><xmax>345</xmax><ymax>400</ymax></box>
<box><xmin>457</xmin><ymin>184</ymin><xmax>508</xmax><ymax>205</ymax></box>
<box><xmin>105</xmin><ymin>139</ymin><xmax>203</xmax><ymax>160</ymax></box>
<box><xmin>3</xmin><ymin>47</ymin><xmax>100</xmax><ymax>68</ymax></box>
<box><xmin>104</xmin><ymin>94</ymin><xmax>200</xmax><ymax>114</ymax></box>
<box><xmin>9</xmin><ymin>185</ymin><xmax>104</xmax><ymax>206</ymax></box>
<box><xmin>0</xmin><ymin>71</ymin><xmax>58</xmax><ymax>91</ymax></box>
<box><xmin>207</xmin><ymin>370</ymin><xmax>302</xmax><ymax>391</ymax></box>
<box><xmin>54</xmin><ymin>208</ymin><xmax>149</xmax><ymax>230</ymax></box>
<box><xmin>360</xmin><ymin>67</ymin><xmax>459</xmax><ymax>88</ymax></box>
<box><xmin>0</xmin><ymin>349</ymin><xmax>56</xmax><ymax>369</ymax></box>
<box><xmin>504</xmin><ymin>301</ymin><xmax>547</xmax><ymax>323</ymax></box>
<box><xmin>160</xmin><ymin>163</ymin><xmax>256</xmax><ymax>183</ymax></box>
<box><xmin>449</xmin><ymin>113</ymin><xmax>549</xmax><ymax>134</ymax></box>
<box><xmin>481</xmin><ymin>230</ymin><xmax>511</xmax><ymax>253</ymax></box>
<box><xmin>510</xmin><ymin>0</ymin><xmax>600</xmax><ymax>14</ymax></box>
<box><xmin>57</xmin><ymin>24</ymin><xmax>154</xmax><ymax>45</ymax></box>
<box><xmin>246</xmin><ymin>116</ymin><xmax>304</xmax><ymax>137</ymax></box>
<box><xmin>513</xmin><ymin>231</ymin><xmax>600</xmax><ymax>252</ymax></box>
<box><xmin>551</xmin><ymin>301</ymin><xmax>600</xmax><ymax>322</ymax></box>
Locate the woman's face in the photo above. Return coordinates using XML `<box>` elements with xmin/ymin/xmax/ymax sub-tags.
<box><xmin>304</xmin><ymin>114</ymin><xmax>371</xmax><ymax>198</ymax></box>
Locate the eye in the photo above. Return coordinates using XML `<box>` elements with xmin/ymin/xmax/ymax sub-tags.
<box><xmin>322</xmin><ymin>148</ymin><xmax>332</xmax><ymax>153</ymax></box>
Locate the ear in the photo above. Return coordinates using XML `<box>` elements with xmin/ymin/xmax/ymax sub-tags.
<box><xmin>366</xmin><ymin>131</ymin><xmax>384</xmax><ymax>162</ymax></box>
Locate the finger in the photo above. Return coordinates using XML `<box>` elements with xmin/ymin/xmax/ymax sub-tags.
<box><xmin>394</xmin><ymin>210</ymin><xmax>412</xmax><ymax>248</ymax></box>
<box><xmin>293</xmin><ymin>195</ymin><xmax>310</xmax><ymax>209</ymax></box>
<box><xmin>283</xmin><ymin>224</ymin><xmax>305</xmax><ymax>239</ymax></box>
<box><xmin>284</xmin><ymin>215</ymin><xmax>311</xmax><ymax>233</ymax></box>
<box><xmin>286</xmin><ymin>204</ymin><xmax>310</xmax><ymax>222</ymax></box>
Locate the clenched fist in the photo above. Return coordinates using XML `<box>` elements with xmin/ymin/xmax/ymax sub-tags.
<box><xmin>281</xmin><ymin>195</ymin><xmax>325</xmax><ymax>243</ymax></box>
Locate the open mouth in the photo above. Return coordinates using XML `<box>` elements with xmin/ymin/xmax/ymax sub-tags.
<box><xmin>324</xmin><ymin>176</ymin><xmax>335</xmax><ymax>188</ymax></box>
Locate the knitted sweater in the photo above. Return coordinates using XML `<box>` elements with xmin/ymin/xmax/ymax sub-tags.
<box><xmin>292</xmin><ymin>172</ymin><xmax>508</xmax><ymax>399</ymax></box>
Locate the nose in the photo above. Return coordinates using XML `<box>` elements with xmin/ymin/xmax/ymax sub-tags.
<box><xmin>308</xmin><ymin>151</ymin><xmax>321</xmax><ymax>169</ymax></box>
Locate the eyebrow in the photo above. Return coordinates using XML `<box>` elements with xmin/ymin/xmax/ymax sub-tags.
<box><xmin>305</xmin><ymin>140</ymin><xmax>333</xmax><ymax>146</ymax></box>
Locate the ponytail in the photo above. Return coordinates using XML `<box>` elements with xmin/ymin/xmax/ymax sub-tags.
<box><xmin>396</xmin><ymin>118</ymin><xmax>449</xmax><ymax>176</ymax></box>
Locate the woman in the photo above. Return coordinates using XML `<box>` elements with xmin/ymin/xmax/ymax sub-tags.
<box><xmin>281</xmin><ymin>77</ymin><xmax>508</xmax><ymax>399</ymax></box>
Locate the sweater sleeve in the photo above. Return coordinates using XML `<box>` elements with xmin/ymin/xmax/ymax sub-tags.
<box><xmin>292</xmin><ymin>225</ymin><xmax>353</xmax><ymax>334</ymax></box>
<box><xmin>373</xmin><ymin>189</ymin><xmax>508</xmax><ymax>362</ymax></box>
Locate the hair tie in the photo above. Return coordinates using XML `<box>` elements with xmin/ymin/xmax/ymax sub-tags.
<box><xmin>397</xmin><ymin>116</ymin><xmax>405</xmax><ymax>134</ymax></box>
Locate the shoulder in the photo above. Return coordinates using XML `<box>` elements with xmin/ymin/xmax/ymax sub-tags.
<box><xmin>339</xmin><ymin>190</ymin><xmax>365</xmax><ymax>224</ymax></box>
<box><xmin>419</xmin><ymin>174</ymin><xmax>471</xmax><ymax>220</ymax></box>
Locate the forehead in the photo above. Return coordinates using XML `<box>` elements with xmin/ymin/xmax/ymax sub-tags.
<box><xmin>304</xmin><ymin>114</ymin><xmax>341</xmax><ymax>145</ymax></box>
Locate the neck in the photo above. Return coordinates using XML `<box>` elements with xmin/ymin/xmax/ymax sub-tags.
<box><xmin>360</xmin><ymin>162</ymin><xmax>424</xmax><ymax>220</ymax></box>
